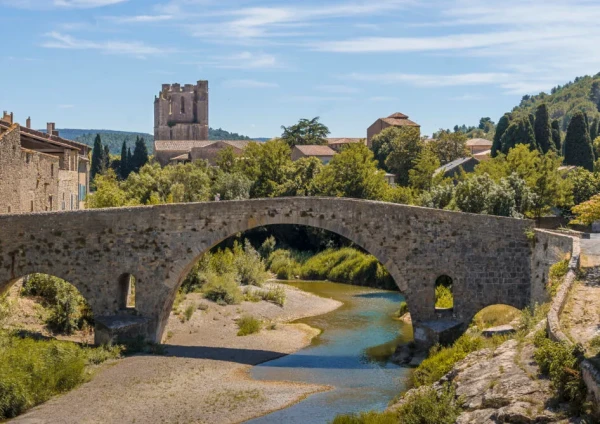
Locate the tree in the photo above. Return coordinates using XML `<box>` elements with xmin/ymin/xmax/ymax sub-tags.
<box><xmin>571</xmin><ymin>193</ymin><xmax>600</xmax><ymax>226</ymax></box>
<box><xmin>120</xmin><ymin>140</ymin><xmax>129</xmax><ymax>179</ymax></box>
<box><xmin>212</xmin><ymin>172</ymin><xmax>252</xmax><ymax>200</ymax></box>
<box><xmin>492</xmin><ymin>114</ymin><xmax>510</xmax><ymax>157</ymax></box>
<box><xmin>486</xmin><ymin>179</ymin><xmax>517</xmax><ymax>217</ymax></box>
<box><xmin>591</xmin><ymin>117</ymin><xmax>600</xmax><ymax>143</ymax></box>
<box><xmin>86</xmin><ymin>169</ymin><xmax>128</xmax><ymax>208</ymax></box>
<box><xmin>454</xmin><ymin>174</ymin><xmax>494</xmax><ymax>214</ymax></box>
<box><xmin>551</xmin><ymin>119</ymin><xmax>562</xmax><ymax>153</ymax></box>
<box><xmin>564</xmin><ymin>112</ymin><xmax>594</xmax><ymax>171</ymax></box>
<box><xmin>534</xmin><ymin>104</ymin><xmax>553</xmax><ymax>153</ymax></box>
<box><xmin>569</xmin><ymin>168</ymin><xmax>600</xmax><ymax>206</ymax></box>
<box><xmin>376</xmin><ymin>127</ymin><xmax>423</xmax><ymax>186</ymax></box>
<box><xmin>408</xmin><ymin>148</ymin><xmax>442</xmax><ymax>191</ymax></box>
<box><xmin>280</xmin><ymin>117</ymin><xmax>329</xmax><ymax>147</ymax></box>
<box><xmin>103</xmin><ymin>145</ymin><xmax>111</xmax><ymax>172</ymax></box>
<box><xmin>130</xmin><ymin>136</ymin><xmax>149</xmax><ymax>173</ymax></box>
<box><xmin>90</xmin><ymin>134</ymin><xmax>105</xmax><ymax>182</ymax></box>
<box><xmin>500</xmin><ymin>117</ymin><xmax>537</xmax><ymax>154</ymax></box>
<box><xmin>314</xmin><ymin>143</ymin><xmax>388</xmax><ymax>200</ymax></box>
<box><xmin>478</xmin><ymin>117</ymin><xmax>494</xmax><ymax>131</ymax></box>
<box><xmin>238</xmin><ymin>139</ymin><xmax>293</xmax><ymax>198</ymax></box>
<box><xmin>528</xmin><ymin>113</ymin><xmax>536</xmax><ymax>131</ymax></box>
<box><xmin>371</xmin><ymin>127</ymin><xmax>400</xmax><ymax>169</ymax></box>
<box><xmin>127</xmin><ymin>147</ymin><xmax>133</xmax><ymax>172</ymax></box>
<box><xmin>279</xmin><ymin>157</ymin><xmax>323</xmax><ymax>196</ymax></box>
<box><xmin>215</xmin><ymin>146</ymin><xmax>237</xmax><ymax>173</ymax></box>
<box><xmin>429</xmin><ymin>131</ymin><xmax>469</xmax><ymax>164</ymax></box>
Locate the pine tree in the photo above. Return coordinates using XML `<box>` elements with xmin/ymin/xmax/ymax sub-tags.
<box><xmin>534</xmin><ymin>104</ymin><xmax>553</xmax><ymax>153</ymax></box>
<box><xmin>131</xmin><ymin>137</ymin><xmax>149</xmax><ymax>173</ymax></box>
<box><xmin>127</xmin><ymin>147</ymin><xmax>133</xmax><ymax>172</ymax></box>
<box><xmin>120</xmin><ymin>140</ymin><xmax>129</xmax><ymax>179</ymax></box>
<box><xmin>90</xmin><ymin>134</ymin><xmax>104</xmax><ymax>181</ymax></box>
<box><xmin>551</xmin><ymin>119</ymin><xmax>562</xmax><ymax>153</ymax></box>
<box><xmin>492</xmin><ymin>113</ymin><xmax>510</xmax><ymax>157</ymax></box>
<box><xmin>564</xmin><ymin>112</ymin><xmax>594</xmax><ymax>171</ymax></box>
<box><xmin>500</xmin><ymin>117</ymin><xmax>537</xmax><ymax>154</ymax></box>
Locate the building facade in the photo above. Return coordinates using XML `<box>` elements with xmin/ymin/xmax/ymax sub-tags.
<box><xmin>0</xmin><ymin>112</ymin><xmax>89</xmax><ymax>214</ymax></box>
<box><xmin>291</xmin><ymin>145</ymin><xmax>336</xmax><ymax>164</ymax></box>
<box><xmin>154</xmin><ymin>81</ymin><xmax>209</xmax><ymax>142</ymax></box>
<box><xmin>366</xmin><ymin>112</ymin><xmax>420</xmax><ymax>147</ymax></box>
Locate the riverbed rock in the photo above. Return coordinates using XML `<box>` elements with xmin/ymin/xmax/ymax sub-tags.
<box><xmin>390</xmin><ymin>343</ymin><xmax>415</xmax><ymax>365</ymax></box>
<box><xmin>399</xmin><ymin>312</ymin><xmax>412</xmax><ymax>323</ymax></box>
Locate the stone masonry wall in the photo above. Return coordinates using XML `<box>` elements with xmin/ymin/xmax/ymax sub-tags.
<box><xmin>0</xmin><ymin>125</ymin><xmax>60</xmax><ymax>214</ymax></box>
<box><xmin>0</xmin><ymin>198</ymin><xmax>534</xmax><ymax>343</ymax></box>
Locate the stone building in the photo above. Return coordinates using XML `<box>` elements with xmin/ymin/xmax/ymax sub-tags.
<box><xmin>366</xmin><ymin>112</ymin><xmax>420</xmax><ymax>147</ymax></box>
<box><xmin>291</xmin><ymin>145</ymin><xmax>336</xmax><ymax>164</ymax></box>
<box><xmin>0</xmin><ymin>112</ymin><xmax>89</xmax><ymax>214</ymax></box>
<box><xmin>326</xmin><ymin>138</ymin><xmax>365</xmax><ymax>152</ymax></box>
<box><xmin>154</xmin><ymin>81</ymin><xmax>209</xmax><ymax>142</ymax></box>
<box><xmin>163</xmin><ymin>140</ymin><xmax>252</xmax><ymax>166</ymax></box>
<box><xmin>466</xmin><ymin>138</ymin><xmax>493</xmax><ymax>155</ymax></box>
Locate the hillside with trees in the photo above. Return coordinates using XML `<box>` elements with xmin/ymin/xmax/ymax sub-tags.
<box><xmin>50</xmin><ymin>128</ymin><xmax>263</xmax><ymax>155</ymax></box>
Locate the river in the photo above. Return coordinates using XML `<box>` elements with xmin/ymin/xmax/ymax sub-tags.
<box><xmin>247</xmin><ymin>281</ymin><xmax>413</xmax><ymax>424</ymax></box>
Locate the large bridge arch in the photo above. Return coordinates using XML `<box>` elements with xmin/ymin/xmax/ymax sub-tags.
<box><xmin>0</xmin><ymin>197</ymin><xmax>549</xmax><ymax>346</ymax></box>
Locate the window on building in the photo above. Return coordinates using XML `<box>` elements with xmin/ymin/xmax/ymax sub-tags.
<box><xmin>7</xmin><ymin>206</ymin><xmax>11</xmax><ymax>213</ymax></box>
<box><xmin>180</xmin><ymin>97</ymin><xmax>185</xmax><ymax>114</ymax></box>
<box><xmin>50</xmin><ymin>164</ymin><xmax>54</xmax><ymax>177</ymax></box>
<box><xmin>48</xmin><ymin>195</ymin><xmax>53</xmax><ymax>211</ymax></box>
<box><xmin>30</xmin><ymin>200</ymin><xmax>34</xmax><ymax>212</ymax></box>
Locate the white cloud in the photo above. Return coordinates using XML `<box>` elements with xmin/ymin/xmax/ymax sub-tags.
<box><xmin>204</xmin><ymin>51</ymin><xmax>280</xmax><ymax>69</ymax></box>
<box><xmin>316</xmin><ymin>84</ymin><xmax>361</xmax><ymax>94</ymax></box>
<box><xmin>42</xmin><ymin>32</ymin><xmax>164</xmax><ymax>58</ymax></box>
<box><xmin>345</xmin><ymin>72</ymin><xmax>511</xmax><ymax>87</ymax></box>
<box><xmin>223</xmin><ymin>79</ymin><xmax>279</xmax><ymax>88</ymax></box>
<box><xmin>1</xmin><ymin>0</ymin><xmax>127</xmax><ymax>8</ymax></box>
<box><xmin>107</xmin><ymin>15</ymin><xmax>173</xmax><ymax>23</ymax></box>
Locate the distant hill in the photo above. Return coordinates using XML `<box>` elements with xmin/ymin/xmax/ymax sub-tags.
<box><xmin>44</xmin><ymin>128</ymin><xmax>267</xmax><ymax>154</ymax></box>
<box><xmin>511</xmin><ymin>73</ymin><xmax>600</xmax><ymax>130</ymax></box>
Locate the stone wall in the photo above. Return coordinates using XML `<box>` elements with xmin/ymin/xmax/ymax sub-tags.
<box><xmin>0</xmin><ymin>124</ymin><xmax>83</xmax><ymax>214</ymax></box>
<box><xmin>530</xmin><ymin>230</ymin><xmax>575</xmax><ymax>306</ymax></box>
<box><xmin>0</xmin><ymin>198</ymin><xmax>534</xmax><ymax>344</ymax></box>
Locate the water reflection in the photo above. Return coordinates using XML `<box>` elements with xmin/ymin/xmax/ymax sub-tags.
<box><xmin>247</xmin><ymin>281</ymin><xmax>412</xmax><ymax>424</ymax></box>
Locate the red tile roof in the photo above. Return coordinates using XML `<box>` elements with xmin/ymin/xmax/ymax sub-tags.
<box><xmin>294</xmin><ymin>145</ymin><xmax>336</xmax><ymax>156</ymax></box>
<box><xmin>155</xmin><ymin>139</ymin><xmax>253</xmax><ymax>152</ymax></box>
<box><xmin>388</xmin><ymin>112</ymin><xmax>409</xmax><ymax>119</ymax></box>
<box><xmin>381</xmin><ymin>117</ymin><xmax>420</xmax><ymax>127</ymax></box>
<box><xmin>326</xmin><ymin>138</ymin><xmax>365</xmax><ymax>145</ymax></box>
<box><xmin>466</xmin><ymin>138</ymin><xmax>493</xmax><ymax>147</ymax></box>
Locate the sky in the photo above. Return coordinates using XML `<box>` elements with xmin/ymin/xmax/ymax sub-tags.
<box><xmin>2</xmin><ymin>0</ymin><xmax>600</xmax><ymax>139</ymax></box>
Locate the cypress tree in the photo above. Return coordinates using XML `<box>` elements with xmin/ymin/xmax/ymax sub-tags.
<box><xmin>591</xmin><ymin>117</ymin><xmax>600</xmax><ymax>143</ymax></box>
<box><xmin>120</xmin><ymin>140</ymin><xmax>129</xmax><ymax>179</ymax></box>
<box><xmin>564</xmin><ymin>112</ymin><xmax>594</xmax><ymax>171</ymax></box>
<box><xmin>500</xmin><ymin>117</ymin><xmax>537</xmax><ymax>154</ymax></box>
<box><xmin>103</xmin><ymin>145</ymin><xmax>110</xmax><ymax>172</ymax></box>
<box><xmin>534</xmin><ymin>104</ymin><xmax>553</xmax><ymax>153</ymax></box>
<box><xmin>551</xmin><ymin>119</ymin><xmax>562</xmax><ymax>153</ymax></box>
<box><xmin>528</xmin><ymin>113</ymin><xmax>535</xmax><ymax>131</ymax></box>
<box><xmin>492</xmin><ymin>113</ymin><xmax>510</xmax><ymax>157</ymax></box>
<box><xmin>131</xmin><ymin>137</ymin><xmax>149</xmax><ymax>173</ymax></box>
<box><xmin>127</xmin><ymin>147</ymin><xmax>133</xmax><ymax>173</ymax></box>
<box><xmin>90</xmin><ymin>134</ymin><xmax>104</xmax><ymax>181</ymax></box>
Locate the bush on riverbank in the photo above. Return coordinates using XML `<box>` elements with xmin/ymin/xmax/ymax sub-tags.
<box><xmin>0</xmin><ymin>331</ymin><xmax>121</xmax><ymax>419</ymax></box>
<box><xmin>237</xmin><ymin>315</ymin><xmax>262</xmax><ymax>336</ymax></box>
<box><xmin>330</xmin><ymin>384</ymin><xmax>461</xmax><ymax>424</ymax></box>
<box><xmin>181</xmin><ymin>240</ymin><xmax>269</xmax><ymax>305</ymax></box>
<box><xmin>20</xmin><ymin>274</ymin><xmax>93</xmax><ymax>334</ymax></box>
<box><xmin>267</xmin><ymin>248</ymin><xmax>396</xmax><ymax>289</ymax></box>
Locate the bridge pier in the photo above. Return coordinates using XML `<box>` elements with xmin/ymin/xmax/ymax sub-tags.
<box><xmin>94</xmin><ymin>315</ymin><xmax>153</xmax><ymax>345</ymax></box>
<box><xmin>413</xmin><ymin>319</ymin><xmax>466</xmax><ymax>349</ymax></box>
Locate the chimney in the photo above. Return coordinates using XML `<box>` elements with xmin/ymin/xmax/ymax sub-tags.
<box><xmin>26</xmin><ymin>117</ymin><xmax>31</xmax><ymax>128</ymax></box>
<box><xmin>47</xmin><ymin>122</ymin><xmax>55</xmax><ymax>136</ymax></box>
<box><xmin>2</xmin><ymin>111</ymin><xmax>13</xmax><ymax>124</ymax></box>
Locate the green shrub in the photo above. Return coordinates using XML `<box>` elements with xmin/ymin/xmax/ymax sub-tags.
<box><xmin>533</xmin><ymin>330</ymin><xmax>586</xmax><ymax>412</ymax></box>
<box><xmin>83</xmin><ymin>344</ymin><xmax>123</xmax><ymax>365</ymax></box>
<box><xmin>395</xmin><ymin>384</ymin><xmax>462</xmax><ymax>424</ymax></box>
<box><xmin>259</xmin><ymin>236</ymin><xmax>276</xmax><ymax>260</ymax></box>
<box><xmin>0</xmin><ymin>333</ymin><xmax>87</xmax><ymax>419</ymax></box>
<box><xmin>331</xmin><ymin>385</ymin><xmax>461</xmax><ymax>424</ymax></box>
<box><xmin>21</xmin><ymin>274</ymin><xmax>93</xmax><ymax>334</ymax></box>
<box><xmin>202</xmin><ymin>273</ymin><xmax>243</xmax><ymax>305</ymax></box>
<box><xmin>547</xmin><ymin>258</ymin><xmax>570</xmax><ymax>297</ymax></box>
<box><xmin>233</xmin><ymin>240</ymin><xmax>268</xmax><ymax>287</ymax></box>
<box><xmin>257</xmin><ymin>286</ymin><xmax>286</xmax><ymax>307</ymax></box>
<box><xmin>183</xmin><ymin>304</ymin><xmax>195</xmax><ymax>321</ymax></box>
<box><xmin>268</xmin><ymin>249</ymin><xmax>303</xmax><ymax>280</ymax></box>
<box><xmin>435</xmin><ymin>284</ymin><xmax>453</xmax><ymax>309</ymax></box>
<box><xmin>411</xmin><ymin>334</ymin><xmax>484</xmax><ymax>387</ymax></box>
<box><xmin>0</xmin><ymin>295</ymin><xmax>12</xmax><ymax>325</ymax></box>
<box><xmin>237</xmin><ymin>315</ymin><xmax>261</xmax><ymax>336</ymax></box>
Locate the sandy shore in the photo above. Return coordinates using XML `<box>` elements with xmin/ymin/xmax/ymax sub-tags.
<box><xmin>11</xmin><ymin>282</ymin><xmax>342</xmax><ymax>424</ymax></box>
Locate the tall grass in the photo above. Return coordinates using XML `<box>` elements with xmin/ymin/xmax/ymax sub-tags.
<box><xmin>0</xmin><ymin>332</ymin><xmax>121</xmax><ymax>419</ymax></box>
<box><xmin>547</xmin><ymin>258</ymin><xmax>570</xmax><ymax>297</ymax></box>
<box><xmin>236</xmin><ymin>315</ymin><xmax>261</xmax><ymax>336</ymax></box>
<box><xmin>268</xmin><ymin>248</ymin><xmax>396</xmax><ymax>289</ymax></box>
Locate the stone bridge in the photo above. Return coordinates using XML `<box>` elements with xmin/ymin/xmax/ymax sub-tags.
<box><xmin>0</xmin><ymin>197</ymin><xmax>573</xmax><ymax>347</ymax></box>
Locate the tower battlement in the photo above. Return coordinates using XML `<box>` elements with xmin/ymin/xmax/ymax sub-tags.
<box><xmin>154</xmin><ymin>80</ymin><xmax>209</xmax><ymax>142</ymax></box>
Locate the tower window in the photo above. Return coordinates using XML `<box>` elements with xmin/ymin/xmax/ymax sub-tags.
<box><xmin>180</xmin><ymin>97</ymin><xmax>185</xmax><ymax>114</ymax></box>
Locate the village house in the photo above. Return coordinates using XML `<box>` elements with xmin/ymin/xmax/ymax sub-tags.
<box><xmin>366</xmin><ymin>112</ymin><xmax>420</xmax><ymax>147</ymax></box>
<box><xmin>0</xmin><ymin>112</ymin><xmax>89</xmax><ymax>214</ymax></box>
<box><xmin>434</xmin><ymin>156</ymin><xmax>480</xmax><ymax>179</ymax></box>
<box><xmin>326</xmin><ymin>138</ymin><xmax>365</xmax><ymax>152</ymax></box>
<box><xmin>163</xmin><ymin>139</ymin><xmax>252</xmax><ymax>166</ymax></box>
<box><xmin>466</xmin><ymin>138</ymin><xmax>493</xmax><ymax>155</ymax></box>
<box><xmin>291</xmin><ymin>145</ymin><xmax>336</xmax><ymax>164</ymax></box>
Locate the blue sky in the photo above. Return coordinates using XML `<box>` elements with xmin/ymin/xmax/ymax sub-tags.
<box><xmin>2</xmin><ymin>0</ymin><xmax>600</xmax><ymax>138</ymax></box>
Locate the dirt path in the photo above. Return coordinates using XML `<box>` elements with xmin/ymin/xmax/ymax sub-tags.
<box><xmin>11</xmin><ymin>283</ymin><xmax>342</xmax><ymax>424</ymax></box>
